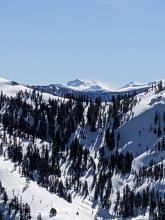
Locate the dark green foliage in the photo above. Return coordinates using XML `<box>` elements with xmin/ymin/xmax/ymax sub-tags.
<box><xmin>50</xmin><ymin>208</ymin><xmax>57</xmax><ymax>217</ymax></box>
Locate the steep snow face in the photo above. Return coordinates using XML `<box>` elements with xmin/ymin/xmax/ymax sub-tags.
<box><xmin>119</xmin><ymin>102</ymin><xmax>164</xmax><ymax>157</ymax></box>
<box><xmin>119</xmin><ymin>88</ymin><xmax>165</xmax><ymax>161</ymax></box>
<box><xmin>66</xmin><ymin>79</ymin><xmax>111</xmax><ymax>92</ymax></box>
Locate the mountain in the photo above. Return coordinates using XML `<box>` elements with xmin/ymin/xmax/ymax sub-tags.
<box><xmin>0</xmin><ymin>76</ymin><xmax>162</xmax><ymax>99</ymax></box>
<box><xmin>67</xmin><ymin>79</ymin><xmax>84</xmax><ymax>87</ymax></box>
<box><xmin>0</xmin><ymin>76</ymin><xmax>66</xmax><ymax>102</ymax></box>
<box><xmin>66</xmin><ymin>79</ymin><xmax>112</xmax><ymax>92</ymax></box>
<box><xmin>32</xmin><ymin>79</ymin><xmax>156</xmax><ymax>102</ymax></box>
<box><xmin>0</xmin><ymin>77</ymin><xmax>165</xmax><ymax>219</ymax></box>
<box><xmin>118</xmin><ymin>81</ymin><xmax>157</xmax><ymax>92</ymax></box>
<box><xmin>0</xmin><ymin>76</ymin><xmax>28</xmax><ymax>97</ymax></box>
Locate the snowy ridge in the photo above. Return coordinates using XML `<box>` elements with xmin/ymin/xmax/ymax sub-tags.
<box><xmin>117</xmin><ymin>80</ymin><xmax>165</xmax><ymax>92</ymax></box>
<box><xmin>0</xmin><ymin>76</ymin><xmax>66</xmax><ymax>102</ymax></box>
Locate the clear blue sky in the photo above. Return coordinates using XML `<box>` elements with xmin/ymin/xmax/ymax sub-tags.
<box><xmin>0</xmin><ymin>0</ymin><xmax>164</xmax><ymax>88</ymax></box>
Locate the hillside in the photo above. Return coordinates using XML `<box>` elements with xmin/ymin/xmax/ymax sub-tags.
<box><xmin>0</xmin><ymin>79</ymin><xmax>164</xmax><ymax>219</ymax></box>
<box><xmin>0</xmin><ymin>77</ymin><xmax>66</xmax><ymax>102</ymax></box>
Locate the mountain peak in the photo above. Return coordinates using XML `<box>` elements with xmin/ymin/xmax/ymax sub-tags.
<box><xmin>67</xmin><ymin>79</ymin><xmax>84</xmax><ymax>87</ymax></box>
<box><xmin>66</xmin><ymin>79</ymin><xmax>111</xmax><ymax>92</ymax></box>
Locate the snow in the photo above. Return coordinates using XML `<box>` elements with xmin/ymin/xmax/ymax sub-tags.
<box><xmin>0</xmin><ymin>157</ymin><xmax>96</xmax><ymax>220</ymax></box>
<box><xmin>107</xmin><ymin>89</ymin><xmax>165</xmax><ymax>214</ymax></box>
<box><xmin>0</xmin><ymin>77</ymin><xmax>66</xmax><ymax>102</ymax></box>
<box><xmin>0</xmin><ymin>77</ymin><xmax>10</xmax><ymax>84</ymax></box>
<box><xmin>66</xmin><ymin>88</ymin><xmax>165</xmax><ymax>218</ymax></box>
<box><xmin>119</xmin><ymin>89</ymin><xmax>165</xmax><ymax>158</ymax></box>
<box><xmin>0</xmin><ymin>76</ymin><xmax>165</xmax><ymax>219</ymax></box>
<box><xmin>117</xmin><ymin>81</ymin><xmax>154</xmax><ymax>92</ymax></box>
<box><xmin>117</xmin><ymin>80</ymin><xmax>165</xmax><ymax>92</ymax></box>
<box><xmin>66</xmin><ymin>78</ymin><xmax>165</xmax><ymax>93</ymax></box>
<box><xmin>0</xmin><ymin>77</ymin><xmax>30</xmax><ymax>97</ymax></box>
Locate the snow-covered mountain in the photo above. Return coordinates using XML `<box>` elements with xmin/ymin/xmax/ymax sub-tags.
<box><xmin>66</xmin><ymin>79</ymin><xmax>112</xmax><ymax>92</ymax></box>
<box><xmin>118</xmin><ymin>81</ymin><xmax>157</xmax><ymax>92</ymax></box>
<box><xmin>66</xmin><ymin>79</ymin><xmax>159</xmax><ymax>93</ymax></box>
<box><xmin>0</xmin><ymin>76</ymin><xmax>65</xmax><ymax>101</ymax></box>
<box><xmin>0</xmin><ymin>77</ymin><xmax>165</xmax><ymax>219</ymax></box>
<box><xmin>0</xmin><ymin>76</ymin><xmax>28</xmax><ymax>97</ymax></box>
<box><xmin>0</xmin><ymin>75</ymin><xmax>162</xmax><ymax>97</ymax></box>
<box><xmin>33</xmin><ymin>79</ymin><xmax>159</xmax><ymax>102</ymax></box>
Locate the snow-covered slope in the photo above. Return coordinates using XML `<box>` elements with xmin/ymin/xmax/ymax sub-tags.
<box><xmin>119</xmin><ymin>88</ymin><xmax>165</xmax><ymax>160</ymax></box>
<box><xmin>0</xmin><ymin>157</ymin><xmax>95</xmax><ymax>220</ymax></box>
<box><xmin>0</xmin><ymin>77</ymin><xmax>66</xmax><ymax>102</ymax></box>
<box><xmin>0</xmin><ymin>77</ymin><xmax>165</xmax><ymax>220</ymax></box>
<box><xmin>66</xmin><ymin>85</ymin><xmax>165</xmax><ymax>219</ymax></box>
<box><xmin>0</xmin><ymin>77</ymin><xmax>30</xmax><ymax>97</ymax></box>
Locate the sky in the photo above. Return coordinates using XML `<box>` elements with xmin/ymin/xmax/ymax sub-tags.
<box><xmin>0</xmin><ymin>0</ymin><xmax>165</xmax><ymax>88</ymax></box>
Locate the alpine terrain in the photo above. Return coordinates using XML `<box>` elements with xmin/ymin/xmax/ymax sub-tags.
<box><xmin>0</xmin><ymin>77</ymin><xmax>165</xmax><ymax>220</ymax></box>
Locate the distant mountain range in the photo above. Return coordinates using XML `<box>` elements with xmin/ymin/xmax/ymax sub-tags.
<box><xmin>32</xmin><ymin>78</ymin><xmax>160</xmax><ymax>101</ymax></box>
<box><xmin>66</xmin><ymin>79</ymin><xmax>157</xmax><ymax>93</ymax></box>
<box><xmin>0</xmin><ymin>76</ymin><xmax>162</xmax><ymax>101</ymax></box>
